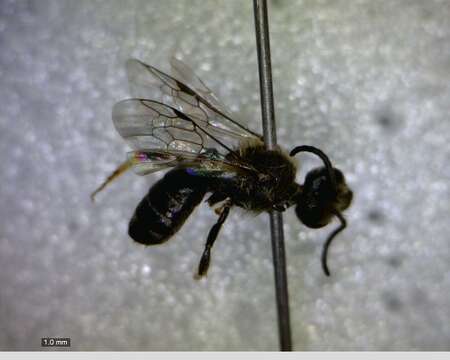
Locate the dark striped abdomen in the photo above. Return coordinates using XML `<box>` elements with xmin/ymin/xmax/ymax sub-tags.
<box><xmin>128</xmin><ymin>168</ymin><xmax>208</xmax><ymax>245</ymax></box>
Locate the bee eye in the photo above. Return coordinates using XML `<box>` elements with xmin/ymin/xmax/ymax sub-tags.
<box><xmin>304</xmin><ymin>167</ymin><xmax>335</xmax><ymax>200</ymax></box>
<box><xmin>295</xmin><ymin>202</ymin><xmax>331</xmax><ymax>229</ymax></box>
<box><xmin>334</xmin><ymin>168</ymin><xmax>344</xmax><ymax>183</ymax></box>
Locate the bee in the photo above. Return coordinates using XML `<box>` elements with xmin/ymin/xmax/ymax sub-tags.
<box><xmin>92</xmin><ymin>57</ymin><xmax>353</xmax><ymax>277</ymax></box>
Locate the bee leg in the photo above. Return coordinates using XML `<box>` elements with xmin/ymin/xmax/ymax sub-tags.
<box><xmin>90</xmin><ymin>159</ymin><xmax>134</xmax><ymax>202</ymax></box>
<box><xmin>273</xmin><ymin>203</ymin><xmax>287</xmax><ymax>212</ymax></box>
<box><xmin>205</xmin><ymin>192</ymin><xmax>227</xmax><ymax>207</ymax></box>
<box><xmin>196</xmin><ymin>204</ymin><xmax>231</xmax><ymax>278</ymax></box>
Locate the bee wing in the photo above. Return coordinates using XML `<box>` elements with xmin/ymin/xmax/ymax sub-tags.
<box><xmin>127</xmin><ymin>149</ymin><xmax>236</xmax><ymax>176</ymax></box>
<box><xmin>91</xmin><ymin>146</ymin><xmax>237</xmax><ymax>200</ymax></box>
<box><xmin>112</xmin><ymin>99</ymin><xmax>255</xmax><ymax>175</ymax></box>
<box><xmin>125</xmin><ymin>58</ymin><xmax>262</xmax><ymax>143</ymax></box>
<box><xmin>168</xmin><ymin>57</ymin><xmax>251</xmax><ymax>132</ymax></box>
<box><xmin>113</xmin><ymin>99</ymin><xmax>202</xmax><ymax>152</ymax></box>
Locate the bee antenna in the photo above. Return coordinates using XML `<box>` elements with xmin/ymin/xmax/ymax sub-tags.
<box><xmin>289</xmin><ymin>145</ymin><xmax>337</xmax><ymax>190</ymax></box>
<box><xmin>321</xmin><ymin>211</ymin><xmax>347</xmax><ymax>276</ymax></box>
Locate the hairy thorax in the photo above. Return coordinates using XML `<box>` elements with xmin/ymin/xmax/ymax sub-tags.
<box><xmin>227</xmin><ymin>140</ymin><xmax>298</xmax><ymax>212</ymax></box>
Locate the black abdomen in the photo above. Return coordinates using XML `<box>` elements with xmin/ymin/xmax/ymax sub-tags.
<box><xmin>129</xmin><ymin>168</ymin><xmax>207</xmax><ymax>245</ymax></box>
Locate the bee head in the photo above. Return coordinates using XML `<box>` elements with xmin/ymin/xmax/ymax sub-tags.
<box><xmin>295</xmin><ymin>166</ymin><xmax>352</xmax><ymax>228</ymax></box>
<box><xmin>290</xmin><ymin>145</ymin><xmax>353</xmax><ymax>276</ymax></box>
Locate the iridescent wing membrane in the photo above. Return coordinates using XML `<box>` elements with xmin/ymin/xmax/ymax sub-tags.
<box><xmin>91</xmin><ymin>58</ymin><xmax>261</xmax><ymax>200</ymax></box>
<box><xmin>113</xmin><ymin>57</ymin><xmax>262</xmax><ymax>176</ymax></box>
<box><xmin>113</xmin><ymin>98</ymin><xmax>246</xmax><ymax>175</ymax></box>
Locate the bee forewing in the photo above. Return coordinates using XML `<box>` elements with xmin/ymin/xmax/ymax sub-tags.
<box><xmin>112</xmin><ymin>98</ymin><xmax>256</xmax><ymax>159</ymax></box>
<box><xmin>126</xmin><ymin>59</ymin><xmax>172</xmax><ymax>103</ymax></box>
<box><xmin>169</xmin><ymin>56</ymin><xmax>229</xmax><ymax>115</ymax></box>
<box><xmin>125</xmin><ymin>58</ymin><xmax>260</xmax><ymax>140</ymax></box>
<box><xmin>112</xmin><ymin>99</ymin><xmax>205</xmax><ymax>153</ymax></box>
<box><xmin>169</xmin><ymin>56</ymin><xmax>261</xmax><ymax>139</ymax></box>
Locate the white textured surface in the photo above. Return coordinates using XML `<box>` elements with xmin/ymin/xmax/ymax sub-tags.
<box><xmin>1</xmin><ymin>0</ymin><xmax>449</xmax><ymax>351</ymax></box>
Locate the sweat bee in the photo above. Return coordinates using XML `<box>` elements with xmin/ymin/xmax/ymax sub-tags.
<box><xmin>92</xmin><ymin>57</ymin><xmax>353</xmax><ymax>277</ymax></box>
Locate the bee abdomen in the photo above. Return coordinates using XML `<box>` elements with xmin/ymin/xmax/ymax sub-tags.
<box><xmin>128</xmin><ymin>168</ymin><xmax>207</xmax><ymax>245</ymax></box>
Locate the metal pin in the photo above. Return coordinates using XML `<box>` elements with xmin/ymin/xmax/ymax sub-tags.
<box><xmin>253</xmin><ymin>0</ymin><xmax>292</xmax><ymax>351</ymax></box>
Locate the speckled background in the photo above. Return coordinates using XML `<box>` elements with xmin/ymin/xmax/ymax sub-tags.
<box><xmin>0</xmin><ymin>0</ymin><xmax>449</xmax><ymax>351</ymax></box>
